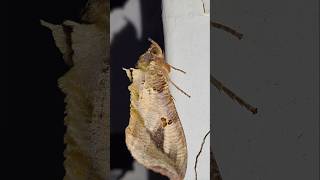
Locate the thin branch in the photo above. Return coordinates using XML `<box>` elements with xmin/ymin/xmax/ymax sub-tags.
<box><xmin>194</xmin><ymin>130</ymin><xmax>210</xmax><ymax>180</ymax></box>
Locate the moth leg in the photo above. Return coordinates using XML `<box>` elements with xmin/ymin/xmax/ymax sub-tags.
<box><xmin>211</xmin><ymin>75</ymin><xmax>257</xmax><ymax>114</ymax></box>
<box><xmin>168</xmin><ymin>78</ymin><xmax>191</xmax><ymax>98</ymax></box>
<box><xmin>211</xmin><ymin>21</ymin><xmax>243</xmax><ymax>40</ymax></box>
<box><xmin>169</xmin><ymin>65</ymin><xmax>186</xmax><ymax>74</ymax></box>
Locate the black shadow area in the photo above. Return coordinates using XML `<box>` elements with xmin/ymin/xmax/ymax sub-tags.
<box><xmin>110</xmin><ymin>0</ymin><xmax>167</xmax><ymax>179</ymax></box>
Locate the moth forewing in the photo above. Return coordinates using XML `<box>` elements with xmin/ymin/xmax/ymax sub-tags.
<box><xmin>124</xmin><ymin>40</ymin><xmax>188</xmax><ymax>180</ymax></box>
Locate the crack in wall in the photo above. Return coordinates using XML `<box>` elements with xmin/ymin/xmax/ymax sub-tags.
<box><xmin>194</xmin><ymin>130</ymin><xmax>210</xmax><ymax>180</ymax></box>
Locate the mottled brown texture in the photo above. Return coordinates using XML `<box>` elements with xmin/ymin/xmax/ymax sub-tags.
<box><xmin>41</xmin><ymin>0</ymin><xmax>109</xmax><ymax>179</ymax></box>
<box><xmin>124</xmin><ymin>40</ymin><xmax>187</xmax><ymax>180</ymax></box>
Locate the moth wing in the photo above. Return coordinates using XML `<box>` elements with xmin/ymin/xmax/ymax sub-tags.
<box><xmin>126</xmin><ymin>67</ymin><xmax>187</xmax><ymax>179</ymax></box>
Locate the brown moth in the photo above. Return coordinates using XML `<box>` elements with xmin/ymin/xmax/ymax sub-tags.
<box><xmin>123</xmin><ymin>39</ymin><xmax>188</xmax><ymax>180</ymax></box>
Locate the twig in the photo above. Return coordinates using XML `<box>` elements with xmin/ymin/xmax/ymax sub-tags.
<box><xmin>194</xmin><ymin>130</ymin><xmax>210</xmax><ymax>180</ymax></box>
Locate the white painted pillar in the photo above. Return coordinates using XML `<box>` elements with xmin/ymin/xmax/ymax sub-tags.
<box><xmin>162</xmin><ymin>0</ymin><xmax>210</xmax><ymax>179</ymax></box>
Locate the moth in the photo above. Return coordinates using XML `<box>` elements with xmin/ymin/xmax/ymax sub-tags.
<box><xmin>211</xmin><ymin>21</ymin><xmax>258</xmax><ymax>180</ymax></box>
<box><xmin>123</xmin><ymin>39</ymin><xmax>188</xmax><ymax>180</ymax></box>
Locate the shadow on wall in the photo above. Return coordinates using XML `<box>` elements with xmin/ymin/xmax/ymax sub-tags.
<box><xmin>110</xmin><ymin>0</ymin><xmax>167</xmax><ymax>179</ymax></box>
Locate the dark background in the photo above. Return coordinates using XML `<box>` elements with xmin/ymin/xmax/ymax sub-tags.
<box><xmin>7</xmin><ymin>0</ymin><xmax>87</xmax><ymax>179</ymax></box>
<box><xmin>110</xmin><ymin>0</ymin><xmax>166</xmax><ymax>179</ymax></box>
<box><xmin>211</xmin><ymin>0</ymin><xmax>319</xmax><ymax>179</ymax></box>
<box><xmin>6</xmin><ymin>0</ymin><xmax>166</xmax><ymax>179</ymax></box>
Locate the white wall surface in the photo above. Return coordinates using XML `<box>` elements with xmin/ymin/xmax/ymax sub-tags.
<box><xmin>163</xmin><ymin>0</ymin><xmax>210</xmax><ymax>179</ymax></box>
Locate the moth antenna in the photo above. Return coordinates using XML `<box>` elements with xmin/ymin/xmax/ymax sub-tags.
<box><xmin>211</xmin><ymin>21</ymin><xmax>243</xmax><ymax>40</ymax></box>
<box><xmin>168</xmin><ymin>78</ymin><xmax>191</xmax><ymax>98</ymax></box>
<box><xmin>170</xmin><ymin>65</ymin><xmax>186</xmax><ymax>74</ymax></box>
<box><xmin>211</xmin><ymin>75</ymin><xmax>257</xmax><ymax>114</ymax></box>
<box><xmin>147</xmin><ymin>38</ymin><xmax>163</xmax><ymax>54</ymax></box>
<box><xmin>147</xmin><ymin>37</ymin><xmax>155</xmax><ymax>43</ymax></box>
<box><xmin>147</xmin><ymin>38</ymin><xmax>160</xmax><ymax>47</ymax></box>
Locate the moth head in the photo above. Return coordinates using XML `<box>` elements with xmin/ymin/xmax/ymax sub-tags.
<box><xmin>137</xmin><ymin>38</ymin><xmax>164</xmax><ymax>70</ymax></box>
